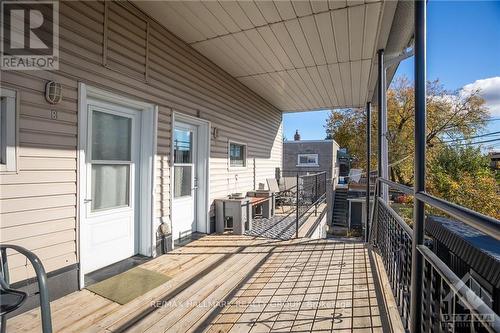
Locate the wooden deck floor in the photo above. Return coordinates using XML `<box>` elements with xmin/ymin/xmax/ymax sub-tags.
<box><xmin>8</xmin><ymin>235</ymin><xmax>390</xmax><ymax>333</ymax></box>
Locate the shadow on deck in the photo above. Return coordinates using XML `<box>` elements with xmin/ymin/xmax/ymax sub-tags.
<box><xmin>7</xmin><ymin>235</ymin><xmax>401</xmax><ymax>332</ymax></box>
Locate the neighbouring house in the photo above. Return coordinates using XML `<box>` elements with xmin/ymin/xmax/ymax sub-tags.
<box><xmin>282</xmin><ymin>131</ymin><xmax>339</xmax><ymax>180</ymax></box>
<box><xmin>0</xmin><ymin>0</ymin><xmax>414</xmax><ymax>317</ymax></box>
<box><xmin>489</xmin><ymin>151</ymin><xmax>500</xmax><ymax>170</ymax></box>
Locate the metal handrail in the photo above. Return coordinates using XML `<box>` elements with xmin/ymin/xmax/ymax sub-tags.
<box><xmin>0</xmin><ymin>245</ymin><xmax>52</xmax><ymax>333</ymax></box>
<box><xmin>418</xmin><ymin>245</ymin><xmax>500</xmax><ymax>332</ymax></box>
<box><xmin>373</xmin><ymin>176</ymin><xmax>500</xmax><ymax>331</ymax></box>
<box><xmin>295</xmin><ymin>172</ymin><xmax>327</xmax><ymax>238</ymax></box>
<box><xmin>378</xmin><ymin>178</ymin><xmax>413</xmax><ymax>195</ymax></box>
<box><xmin>298</xmin><ymin>171</ymin><xmax>327</xmax><ymax>178</ymax></box>
<box><xmin>376</xmin><ymin>176</ymin><xmax>500</xmax><ymax>241</ymax></box>
<box><xmin>415</xmin><ymin>192</ymin><xmax>500</xmax><ymax>241</ymax></box>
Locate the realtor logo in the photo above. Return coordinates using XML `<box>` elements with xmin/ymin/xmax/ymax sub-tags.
<box><xmin>441</xmin><ymin>273</ymin><xmax>495</xmax><ymax>326</ymax></box>
<box><xmin>1</xmin><ymin>1</ymin><xmax>59</xmax><ymax>70</ymax></box>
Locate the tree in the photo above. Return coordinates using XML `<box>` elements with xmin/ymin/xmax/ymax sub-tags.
<box><xmin>427</xmin><ymin>145</ymin><xmax>500</xmax><ymax>219</ymax></box>
<box><xmin>324</xmin><ymin>77</ymin><xmax>490</xmax><ymax>185</ymax></box>
<box><xmin>324</xmin><ymin>76</ymin><xmax>499</xmax><ymax>219</ymax></box>
<box><xmin>324</xmin><ymin>108</ymin><xmax>375</xmax><ymax>170</ymax></box>
<box><xmin>386</xmin><ymin>77</ymin><xmax>489</xmax><ymax>185</ymax></box>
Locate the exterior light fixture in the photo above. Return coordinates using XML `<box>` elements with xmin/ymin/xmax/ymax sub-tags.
<box><xmin>45</xmin><ymin>81</ymin><xmax>63</xmax><ymax>104</ymax></box>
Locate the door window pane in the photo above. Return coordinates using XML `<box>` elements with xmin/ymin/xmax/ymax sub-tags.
<box><xmin>229</xmin><ymin>143</ymin><xmax>246</xmax><ymax>167</ymax></box>
<box><xmin>92</xmin><ymin>111</ymin><xmax>131</xmax><ymax>161</ymax></box>
<box><xmin>174</xmin><ymin>129</ymin><xmax>192</xmax><ymax>163</ymax></box>
<box><xmin>91</xmin><ymin>164</ymin><xmax>130</xmax><ymax>211</ymax></box>
<box><xmin>174</xmin><ymin>165</ymin><xmax>192</xmax><ymax>198</ymax></box>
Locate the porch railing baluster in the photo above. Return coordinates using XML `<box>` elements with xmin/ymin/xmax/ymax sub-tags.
<box><xmin>370</xmin><ymin>177</ymin><xmax>500</xmax><ymax>332</ymax></box>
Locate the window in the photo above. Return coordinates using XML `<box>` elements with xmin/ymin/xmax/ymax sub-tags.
<box><xmin>90</xmin><ymin>109</ymin><xmax>132</xmax><ymax>211</ymax></box>
<box><xmin>229</xmin><ymin>142</ymin><xmax>246</xmax><ymax>168</ymax></box>
<box><xmin>0</xmin><ymin>88</ymin><xmax>17</xmax><ymax>172</ymax></box>
<box><xmin>173</xmin><ymin>127</ymin><xmax>194</xmax><ymax>198</ymax></box>
<box><xmin>297</xmin><ymin>154</ymin><xmax>318</xmax><ymax>166</ymax></box>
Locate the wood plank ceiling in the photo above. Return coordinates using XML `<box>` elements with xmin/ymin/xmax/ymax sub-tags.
<box><xmin>134</xmin><ymin>1</ymin><xmax>394</xmax><ymax>112</ymax></box>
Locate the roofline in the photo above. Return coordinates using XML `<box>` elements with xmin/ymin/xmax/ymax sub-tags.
<box><xmin>284</xmin><ymin>139</ymin><xmax>340</xmax><ymax>146</ymax></box>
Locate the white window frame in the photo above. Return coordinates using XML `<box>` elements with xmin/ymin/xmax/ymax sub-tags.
<box><xmin>297</xmin><ymin>154</ymin><xmax>319</xmax><ymax>167</ymax></box>
<box><xmin>0</xmin><ymin>88</ymin><xmax>18</xmax><ymax>173</ymax></box>
<box><xmin>228</xmin><ymin>140</ymin><xmax>247</xmax><ymax>169</ymax></box>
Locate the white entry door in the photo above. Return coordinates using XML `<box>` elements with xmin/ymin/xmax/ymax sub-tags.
<box><xmin>82</xmin><ymin>101</ymin><xmax>140</xmax><ymax>274</ymax></box>
<box><xmin>172</xmin><ymin>122</ymin><xmax>198</xmax><ymax>241</ymax></box>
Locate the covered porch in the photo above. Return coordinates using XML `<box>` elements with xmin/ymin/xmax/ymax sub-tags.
<box><xmin>1</xmin><ymin>0</ymin><xmax>499</xmax><ymax>332</ymax></box>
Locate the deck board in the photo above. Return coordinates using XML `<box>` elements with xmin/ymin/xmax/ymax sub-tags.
<box><xmin>7</xmin><ymin>235</ymin><xmax>390</xmax><ymax>332</ymax></box>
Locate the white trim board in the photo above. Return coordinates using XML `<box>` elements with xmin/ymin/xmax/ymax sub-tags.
<box><xmin>0</xmin><ymin>87</ymin><xmax>19</xmax><ymax>173</ymax></box>
<box><xmin>171</xmin><ymin>112</ymin><xmax>211</xmax><ymax>246</ymax></box>
<box><xmin>77</xmin><ymin>83</ymin><xmax>157</xmax><ymax>287</ymax></box>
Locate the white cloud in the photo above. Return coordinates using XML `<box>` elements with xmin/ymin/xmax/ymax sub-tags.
<box><xmin>462</xmin><ymin>77</ymin><xmax>500</xmax><ymax>116</ymax></box>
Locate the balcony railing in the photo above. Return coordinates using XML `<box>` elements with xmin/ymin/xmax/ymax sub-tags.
<box><xmin>370</xmin><ymin>178</ymin><xmax>500</xmax><ymax>332</ymax></box>
<box><xmin>295</xmin><ymin>172</ymin><xmax>327</xmax><ymax>236</ymax></box>
<box><xmin>242</xmin><ymin>172</ymin><xmax>327</xmax><ymax>240</ymax></box>
<box><xmin>362</xmin><ymin>2</ymin><xmax>500</xmax><ymax>331</ymax></box>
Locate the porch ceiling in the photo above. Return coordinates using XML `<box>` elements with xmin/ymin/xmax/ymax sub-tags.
<box><xmin>134</xmin><ymin>1</ymin><xmax>408</xmax><ymax>112</ymax></box>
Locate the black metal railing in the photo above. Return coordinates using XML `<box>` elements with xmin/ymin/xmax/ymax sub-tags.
<box><xmin>239</xmin><ymin>173</ymin><xmax>326</xmax><ymax>240</ymax></box>
<box><xmin>363</xmin><ymin>2</ymin><xmax>500</xmax><ymax>332</ymax></box>
<box><xmin>370</xmin><ymin>178</ymin><xmax>500</xmax><ymax>332</ymax></box>
<box><xmin>0</xmin><ymin>244</ymin><xmax>52</xmax><ymax>333</ymax></box>
<box><xmin>373</xmin><ymin>195</ymin><xmax>413</xmax><ymax>328</ymax></box>
<box><xmin>295</xmin><ymin>172</ymin><xmax>327</xmax><ymax>238</ymax></box>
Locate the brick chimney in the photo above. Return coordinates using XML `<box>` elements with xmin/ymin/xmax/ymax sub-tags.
<box><xmin>294</xmin><ymin>130</ymin><xmax>301</xmax><ymax>141</ymax></box>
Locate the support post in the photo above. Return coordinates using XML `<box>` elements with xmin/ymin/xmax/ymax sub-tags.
<box><xmin>410</xmin><ymin>1</ymin><xmax>427</xmax><ymax>332</ymax></box>
<box><xmin>365</xmin><ymin>101</ymin><xmax>372</xmax><ymax>242</ymax></box>
<box><xmin>377</xmin><ymin>49</ymin><xmax>389</xmax><ymax>201</ymax></box>
<box><xmin>296</xmin><ymin>174</ymin><xmax>299</xmax><ymax>238</ymax></box>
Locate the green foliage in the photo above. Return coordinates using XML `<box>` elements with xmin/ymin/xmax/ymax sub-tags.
<box><xmin>427</xmin><ymin>145</ymin><xmax>500</xmax><ymax>219</ymax></box>
<box><xmin>324</xmin><ymin>108</ymin><xmax>376</xmax><ymax>170</ymax></box>
<box><xmin>324</xmin><ymin>76</ymin><xmax>499</xmax><ymax>219</ymax></box>
<box><xmin>324</xmin><ymin>77</ymin><xmax>490</xmax><ymax>186</ymax></box>
<box><xmin>429</xmin><ymin>145</ymin><xmax>491</xmax><ymax>177</ymax></box>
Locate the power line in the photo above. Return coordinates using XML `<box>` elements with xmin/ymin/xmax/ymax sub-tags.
<box><xmin>456</xmin><ymin>138</ymin><xmax>500</xmax><ymax>146</ymax></box>
<box><xmin>442</xmin><ymin>131</ymin><xmax>500</xmax><ymax>143</ymax></box>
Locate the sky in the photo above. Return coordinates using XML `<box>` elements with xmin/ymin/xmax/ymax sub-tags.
<box><xmin>283</xmin><ymin>1</ymin><xmax>500</xmax><ymax>149</ymax></box>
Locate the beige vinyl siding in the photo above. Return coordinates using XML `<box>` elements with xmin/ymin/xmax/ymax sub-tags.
<box><xmin>0</xmin><ymin>0</ymin><xmax>282</xmax><ymax>283</ymax></box>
